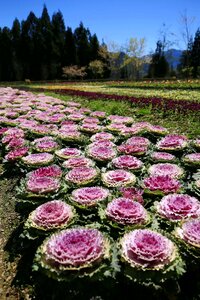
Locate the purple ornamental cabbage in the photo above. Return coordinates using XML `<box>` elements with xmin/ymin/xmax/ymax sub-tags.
<box><xmin>90</xmin><ymin>132</ymin><xmax>115</xmax><ymax>142</ymax></box>
<box><xmin>79</xmin><ymin>123</ymin><xmax>102</xmax><ymax>134</ymax></box>
<box><xmin>105</xmin><ymin>198</ymin><xmax>149</xmax><ymax>227</ymax></box>
<box><xmin>148</xmin><ymin>163</ymin><xmax>184</xmax><ymax>179</ymax></box>
<box><xmin>27</xmin><ymin>165</ymin><xmax>62</xmax><ymax>179</ymax></box>
<box><xmin>156</xmin><ymin>135</ymin><xmax>188</xmax><ymax>152</ymax></box>
<box><xmin>120</xmin><ymin>229</ymin><xmax>180</xmax><ymax>268</ymax></box>
<box><xmin>102</xmin><ymin>169</ymin><xmax>136</xmax><ymax>188</ymax></box>
<box><xmin>55</xmin><ymin>147</ymin><xmax>82</xmax><ymax>160</ymax></box>
<box><xmin>25</xmin><ymin>200</ymin><xmax>75</xmax><ymax>232</ymax></box>
<box><xmin>57</xmin><ymin>130</ymin><xmax>85</xmax><ymax>143</ymax></box>
<box><xmin>182</xmin><ymin>153</ymin><xmax>200</xmax><ymax>167</ymax></box>
<box><xmin>65</xmin><ymin>166</ymin><xmax>99</xmax><ymax>186</ymax></box>
<box><xmin>174</xmin><ymin>218</ymin><xmax>200</xmax><ymax>251</ymax></box>
<box><xmin>150</xmin><ymin>152</ymin><xmax>176</xmax><ymax>163</ymax></box>
<box><xmin>32</xmin><ymin>138</ymin><xmax>60</xmax><ymax>153</ymax></box>
<box><xmin>155</xmin><ymin>193</ymin><xmax>200</xmax><ymax>222</ymax></box>
<box><xmin>119</xmin><ymin>229</ymin><xmax>185</xmax><ymax>283</ymax></box>
<box><xmin>71</xmin><ymin>186</ymin><xmax>110</xmax><ymax>208</ymax></box>
<box><xmin>21</xmin><ymin>153</ymin><xmax>54</xmax><ymax>167</ymax></box>
<box><xmin>111</xmin><ymin>155</ymin><xmax>143</xmax><ymax>171</ymax></box>
<box><xmin>5</xmin><ymin>147</ymin><xmax>29</xmax><ymax>161</ymax></box>
<box><xmin>143</xmin><ymin>175</ymin><xmax>181</xmax><ymax>195</ymax></box>
<box><xmin>87</xmin><ymin>145</ymin><xmax>117</xmax><ymax>162</ymax></box>
<box><xmin>34</xmin><ymin>227</ymin><xmax>112</xmax><ymax>280</ymax></box>
<box><xmin>26</xmin><ymin>176</ymin><xmax>61</xmax><ymax>194</ymax></box>
<box><xmin>62</xmin><ymin>157</ymin><xmax>95</xmax><ymax>169</ymax></box>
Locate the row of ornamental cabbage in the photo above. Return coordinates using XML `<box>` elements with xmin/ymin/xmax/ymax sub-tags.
<box><xmin>0</xmin><ymin>87</ymin><xmax>200</xmax><ymax>288</ymax></box>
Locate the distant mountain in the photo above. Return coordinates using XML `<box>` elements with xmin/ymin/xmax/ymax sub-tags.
<box><xmin>142</xmin><ymin>49</ymin><xmax>183</xmax><ymax>75</ymax></box>
<box><xmin>164</xmin><ymin>49</ymin><xmax>183</xmax><ymax>69</ymax></box>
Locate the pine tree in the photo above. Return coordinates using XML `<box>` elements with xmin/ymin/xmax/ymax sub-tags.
<box><xmin>178</xmin><ymin>37</ymin><xmax>193</xmax><ymax>78</ymax></box>
<box><xmin>19</xmin><ymin>12</ymin><xmax>39</xmax><ymax>79</ymax></box>
<box><xmin>191</xmin><ymin>28</ymin><xmax>200</xmax><ymax>78</ymax></box>
<box><xmin>11</xmin><ymin>18</ymin><xmax>22</xmax><ymax>80</ymax></box>
<box><xmin>0</xmin><ymin>27</ymin><xmax>12</xmax><ymax>80</ymax></box>
<box><xmin>37</xmin><ymin>5</ymin><xmax>53</xmax><ymax>79</ymax></box>
<box><xmin>74</xmin><ymin>22</ymin><xmax>91</xmax><ymax>66</ymax></box>
<box><xmin>64</xmin><ymin>27</ymin><xmax>77</xmax><ymax>66</ymax></box>
<box><xmin>89</xmin><ymin>34</ymin><xmax>100</xmax><ymax>61</ymax></box>
<box><xmin>148</xmin><ymin>40</ymin><xmax>169</xmax><ymax>78</ymax></box>
<box><xmin>51</xmin><ymin>10</ymin><xmax>66</xmax><ymax>78</ymax></box>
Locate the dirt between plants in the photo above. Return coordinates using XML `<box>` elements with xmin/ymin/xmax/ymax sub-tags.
<box><xmin>0</xmin><ymin>169</ymin><xmax>32</xmax><ymax>300</ymax></box>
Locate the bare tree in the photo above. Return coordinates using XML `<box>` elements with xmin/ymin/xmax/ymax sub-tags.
<box><xmin>179</xmin><ymin>10</ymin><xmax>195</xmax><ymax>78</ymax></box>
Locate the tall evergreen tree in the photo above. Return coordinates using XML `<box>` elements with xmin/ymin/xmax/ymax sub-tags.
<box><xmin>51</xmin><ymin>10</ymin><xmax>66</xmax><ymax>78</ymax></box>
<box><xmin>19</xmin><ymin>12</ymin><xmax>39</xmax><ymax>79</ymax></box>
<box><xmin>37</xmin><ymin>5</ymin><xmax>53</xmax><ymax>79</ymax></box>
<box><xmin>11</xmin><ymin>18</ymin><xmax>22</xmax><ymax>80</ymax></box>
<box><xmin>64</xmin><ymin>27</ymin><xmax>77</xmax><ymax>66</ymax></box>
<box><xmin>74</xmin><ymin>22</ymin><xmax>91</xmax><ymax>66</ymax></box>
<box><xmin>0</xmin><ymin>27</ymin><xmax>12</xmax><ymax>80</ymax></box>
<box><xmin>89</xmin><ymin>33</ymin><xmax>100</xmax><ymax>61</ymax></box>
<box><xmin>148</xmin><ymin>40</ymin><xmax>169</xmax><ymax>78</ymax></box>
<box><xmin>191</xmin><ymin>28</ymin><xmax>200</xmax><ymax>78</ymax></box>
<box><xmin>178</xmin><ymin>37</ymin><xmax>193</xmax><ymax>78</ymax></box>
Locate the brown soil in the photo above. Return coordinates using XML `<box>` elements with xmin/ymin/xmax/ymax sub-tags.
<box><xmin>0</xmin><ymin>167</ymin><xmax>32</xmax><ymax>299</ymax></box>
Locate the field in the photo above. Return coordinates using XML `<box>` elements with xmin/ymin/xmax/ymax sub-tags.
<box><xmin>0</xmin><ymin>81</ymin><xmax>200</xmax><ymax>300</ymax></box>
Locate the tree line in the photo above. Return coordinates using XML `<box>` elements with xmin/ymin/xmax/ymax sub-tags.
<box><xmin>0</xmin><ymin>5</ymin><xmax>110</xmax><ymax>81</ymax></box>
<box><xmin>0</xmin><ymin>5</ymin><xmax>200</xmax><ymax>81</ymax></box>
<box><xmin>148</xmin><ymin>27</ymin><xmax>200</xmax><ymax>78</ymax></box>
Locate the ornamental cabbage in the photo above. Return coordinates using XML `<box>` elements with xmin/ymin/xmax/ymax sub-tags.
<box><xmin>102</xmin><ymin>169</ymin><xmax>136</xmax><ymax>188</ymax></box>
<box><xmin>90</xmin><ymin>132</ymin><xmax>115</xmax><ymax>142</ymax></box>
<box><xmin>27</xmin><ymin>165</ymin><xmax>62</xmax><ymax>179</ymax></box>
<box><xmin>34</xmin><ymin>227</ymin><xmax>113</xmax><ymax>280</ymax></box>
<box><xmin>65</xmin><ymin>166</ymin><xmax>99</xmax><ymax>186</ymax></box>
<box><xmin>117</xmin><ymin>144</ymin><xmax>148</xmax><ymax>156</ymax></box>
<box><xmin>174</xmin><ymin>218</ymin><xmax>200</xmax><ymax>252</ymax></box>
<box><xmin>21</xmin><ymin>153</ymin><xmax>54</xmax><ymax>168</ymax></box>
<box><xmin>62</xmin><ymin>157</ymin><xmax>95</xmax><ymax>169</ymax></box>
<box><xmin>79</xmin><ymin>123</ymin><xmax>102</xmax><ymax>134</ymax></box>
<box><xmin>148</xmin><ymin>163</ymin><xmax>184</xmax><ymax>179</ymax></box>
<box><xmin>155</xmin><ymin>193</ymin><xmax>200</xmax><ymax>222</ymax></box>
<box><xmin>87</xmin><ymin>145</ymin><xmax>117</xmax><ymax>162</ymax></box>
<box><xmin>119</xmin><ymin>229</ymin><xmax>185</xmax><ymax>284</ymax></box>
<box><xmin>182</xmin><ymin>153</ymin><xmax>200</xmax><ymax>167</ymax></box>
<box><xmin>143</xmin><ymin>175</ymin><xmax>181</xmax><ymax>195</ymax></box>
<box><xmin>32</xmin><ymin>138</ymin><xmax>60</xmax><ymax>153</ymax></box>
<box><xmin>55</xmin><ymin>147</ymin><xmax>82</xmax><ymax>160</ymax></box>
<box><xmin>70</xmin><ymin>186</ymin><xmax>110</xmax><ymax>208</ymax></box>
<box><xmin>150</xmin><ymin>152</ymin><xmax>176</xmax><ymax>163</ymax></box>
<box><xmin>105</xmin><ymin>198</ymin><xmax>149</xmax><ymax>227</ymax></box>
<box><xmin>26</xmin><ymin>176</ymin><xmax>60</xmax><ymax>194</ymax></box>
<box><xmin>156</xmin><ymin>135</ymin><xmax>188</xmax><ymax>152</ymax></box>
<box><xmin>25</xmin><ymin>200</ymin><xmax>75</xmax><ymax>233</ymax></box>
<box><xmin>4</xmin><ymin>147</ymin><xmax>29</xmax><ymax>161</ymax></box>
<box><xmin>111</xmin><ymin>155</ymin><xmax>143</xmax><ymax>171</ymax></box>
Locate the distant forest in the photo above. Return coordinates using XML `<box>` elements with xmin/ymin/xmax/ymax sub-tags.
<box><xmin>0</xmin><ymin>5</ymin><xmax>110</xmax><ymax>81</ymax></box>
<box><xmin>0</xmin><ymin>5</ymin><xmax>200</xmax><ymax>81</ymax></box>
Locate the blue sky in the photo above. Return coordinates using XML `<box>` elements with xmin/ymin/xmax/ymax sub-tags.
<box><xmin>0</xmin><ymin>0</ymin><xmax>199</xmax><ymax>53</ymax></box>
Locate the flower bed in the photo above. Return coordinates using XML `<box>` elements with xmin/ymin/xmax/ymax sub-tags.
<box><xmin>1</xmin><ymin>87</ymin><xmax>200</xmax><ymax>293</ymax></box>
